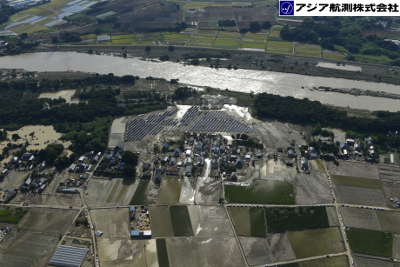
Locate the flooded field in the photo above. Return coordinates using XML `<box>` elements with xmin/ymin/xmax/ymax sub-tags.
<box><xmin>1</xmin><ymin>52</ymin><xmax>400</xmax><ymax>111</ymax></box>
<box><xmin>39</xmin><ymin>89</ymin><xmax>78</xmax><ymax>103</ymax></box>
<box><xmin>0</xmin><ymin>125</ymin><xmax>71</xmax><ymax>154</ymax></box>
<box><xmin>317</xmin><ymin>62</ymin><xmax>362</xmax><ymax>72</ymax></box>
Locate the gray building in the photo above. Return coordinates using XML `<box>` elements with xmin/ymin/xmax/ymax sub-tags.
<box><xmin>49</xmin><ymin>245</ymin><xmax>89</xmax><ymax>267</ymax></box>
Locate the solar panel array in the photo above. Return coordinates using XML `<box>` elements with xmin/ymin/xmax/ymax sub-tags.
<box><xmin>189</xmin><ymin>110</ymin><xmax>253</xmax><ymax>133</ymax></box>
<box><xmin>125</xmin><ymin>108</ymin><xmax>179</xmax><ymax>141</ymax></box>
<box><xmin>125</xmin><ymin>106</ymin><xmax>253</xmax><ymax>141</ymax></box>
<box><xmin>49</xmin><ymin>245</ymin><xmax>88</xmax><ymax>267</ymax></box>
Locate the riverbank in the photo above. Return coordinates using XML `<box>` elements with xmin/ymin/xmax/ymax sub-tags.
<box><xmin>36</xmin><ymin>44</ymin><xmax>400</xmax><ymax>85</ymax></box>
<box><xmin>1</xmin><ymin>51</ymin><xmax>400</xmax><ymax>111</ymax></box>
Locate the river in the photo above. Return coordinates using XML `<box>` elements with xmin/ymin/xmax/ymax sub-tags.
<box><xmin>0</xmin><ymin>51</ymin><xmax>400</xmax><ymax>111</ymax></box>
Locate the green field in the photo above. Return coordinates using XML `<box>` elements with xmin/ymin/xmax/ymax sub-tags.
<box><xmin>249</xmin><ymin>207</ymin><xmax>266</xmax><ymax>237</ymax></box>
<box><xmin>266</xmin><ymin>41</ymin><xmax>293</xmax><ymax>54</ymax></box>
<box><xmin>170</xmin><ymin>206</ymin><xmax>194</xmax><ymax>236</ymax></box>
<box><xmin>163</xmin><ymin>32</ymin><xmax>190</xmax><ymax>45</ymax></box>
<box><xmin>228</xmin><ymin>207</ymin><xmax>266</xmax><ymax>237</ymax></box>
<box><xmin>224</xmin><ymin>180</ymin><xmax>295</xmax><ymax>204</ymax></box>
<box><xmin>269</xmin><ymin>25</ymin><xmax>283</xmax><ymax>41</ymax></box>
<box><xmin>0</xmin><ymin>207</ymin><xmax>27</xmax><ymax>224</ymax></box>
<box><xmin>242</xmin><ymin>32</ymin><xmax>267</xmax><ymax>42</ymax></box>
<box><xmin>217</xmin><ymin>31</ymin><xmax>240</xmax><ymax>39</ymax></box>
<box><xmin>288</xmin><ymin>227</ymin><xmax>345</xmax><ymax>258</ymax></box>
<box><xmin>214</xmin><ymin>38</ymin><xmax>240</xmax><ymax>48</ymax></box>
<box><xmin>189</xmin><ymin>36</ymin><xmax>215</xmax><ymax>47</ymax></box>
<box><xmin>156</xmin><ymin>239</ymin><xmax>170</xmax><ymax>267</ymax></box>
<box><xmin>265</xmin><ymin>206</ymin><xmax>329</xmax><ymax>233</ymax></box>
<box><xmin>332</xmin><ymin>175</ymin><xmax>382</xmax><ymax>189</ymax></box>
<box><xmin>295</xmin><ymin>44</ymin><xmax>322</xmax><ymax>57</ymax></box>
<box><xmin>240</xmin><ymin>42</ymin><xmax>265</xmax><ymax>50</ymax></box>
<box><xmin>347</xmin><ymin>228</ymin><xmax>393</xmax><ymax>258</ymax></box>
<box><xmin>323</xmin><ymin>50</ymin><xmax>345</xmax><ymax>60</ymax></box>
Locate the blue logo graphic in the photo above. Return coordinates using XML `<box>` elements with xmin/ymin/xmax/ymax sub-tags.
<box><xmin>279</xmin><ymin>0</ymin><xmax>294</xmax><ymax>16</ymax></box>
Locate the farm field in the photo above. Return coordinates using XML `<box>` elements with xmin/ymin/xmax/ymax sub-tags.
<box><xmin>87</xmin><ymin>178</ymin><xmax>137</xmax><ymax>207</ymax></box>
<box><xmin>347</xmin><ymin>228</ymin><xmax>393</xmax><ymax>258</ymax></box>
<box><xmin>288</xmin><ymin>227</ymin><xmax>345</xmax><ymax>258</ymax></box>
<box><xmin>0</xmin><ymin>208</ymin><xmax>77</xmax><ymax>267</ymax></box>
<box><xmin>266</xmin><ymin>40</ymin><xmax>293</xmax><ymax>54</ymax></box>
<box><xmin>295</xmin><ymin>43</ymin><xmax>321</xmax><ymax>57</ymax></box>
<box><xmin>224</xmin><ymin>180</ymin><xmax>295</xmax><ymax>204</ymax></box>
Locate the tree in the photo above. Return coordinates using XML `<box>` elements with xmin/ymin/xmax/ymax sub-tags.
<box><xmin>122</xmin><ymin>151</ymin><xmax>138</xmax><ymax>183</ymax></box>
<box><xmin>249</xmin><ymin>22</ymin><xmax>262</xmax><ymax>33</ymax></box>
<box><xmin>145</xmin><ymin>46</ymin><xmax>151</xmax><ymax>54</ymax></box>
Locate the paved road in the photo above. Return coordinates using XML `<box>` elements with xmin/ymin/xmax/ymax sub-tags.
<box><xmin>322</xmin><ymin>161</ymin><xmax>355</xmax><ymax>267</ymax></box>
<box><xmin>259</xmin><ymin>252</ymin><xmax>348</xmax><ymax>267</ymax></box>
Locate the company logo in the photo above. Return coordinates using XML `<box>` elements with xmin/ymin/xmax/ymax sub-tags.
<box><xmin>279</xmin><ymin>0</ymin><xmax>295</xmax><ymax>16</ymax></box>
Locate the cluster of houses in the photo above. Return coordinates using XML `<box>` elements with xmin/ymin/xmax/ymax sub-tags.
<box><xmin>210</xmin><ymin>135</ymin><xmax>263</xmax><ymax>181</ymax></box>
<box><xmin>20</xmin><ymin>171</ymin><xmax>52</xmax><ymax>194</ymax></box>
<box><xmin>0</xmin><ymin>227</ymin><xmax>11</xmax><ymax>243</ymax></box>
<box><xmin>129</xmin><ymin>206</ymin><xmax>152</xmax><ymax>240</ymax></box>
<box><xmin>152</xmin><ymin>134</ymin><xmax>208</xmax><ymax>183</ymax></box>
<box><xmin>69</xmin><ymin>151</ymin><xmax>101</xmax><ymax>174</ymax></box>
<box><xmin>2</xmin><ymin>152</ymin><xmax>46</xmax><ymax>175</ymax></box>
<box><xmin>94</xmin><ymin>148</ymin><xmax>127</xmax><ymax>177</ymax></box>
<box><xmin>0</xmin><ymin>189</ymin><xmax>16</xmax><ymax>203</ymax></box>
<box><xmin>339</xmin><ymin>137</ymin><xmax>377</xmax><ymax>162</ymax></box>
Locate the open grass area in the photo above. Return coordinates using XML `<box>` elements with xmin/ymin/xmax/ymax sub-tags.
<box><xmin>332</xmin><ymin>175</ymin><xmax>382</xmax><ymax>189</ymax></box>
<box><xmin>189</xmin><ymin>36</ymin><xmax>215</xmax><ymax>47</ymax></box>
<box><xmin>0</xmin><ymin>207</ymin><xmax>27</xmax><ymax>224</ymax></box>
<box><xmin>218</xmin><ymin>31</ymin><xmax>240</xmax><ymax>39</ymax></box>
<box><xmin>288</xmin><ymin>227</ymin><xmax>345</xmax><ymax>258</ymax></box>
<box><xmin>242</xmin><ymin>32</ymin><xmax>267</xmax><ymax>42</ymax></box>
<box><xmin>295</xmin><ymin>43</ymin><xmax>322</xmax><ymax>57</ymax></box>
<box><xmin>163</xmin><ymin>32</ymin><xmax>190</xmax><ymax>45</ymax></box>
<box><xmin>240</xmin><ymin>42</ymin><xmax>265</xmax><ymax>50</ymax></box>
<box><xmin>347</xmin><ymin>228</ymin><xmax>393</xmax><ymax>258</ymax></box>
<box><xmin>269</xmin><ymin>25</ymin><xmax>283</xmax><ymax>41</ymax></box>
<box><xmin>224</xmin><ymin>180</ymin><xmax>295</xmax><ymax>205</ymax></box>
<box><xmin>170</xmin><ymin>205</ymin><xmax>193</xmax><ymax>236</ymax></box>
<box><xmin>156</xmin><ymin>238</ymin><xmax>170</xmax><ymax>267</ymax></box>
<box><xmin>323</xmin><ymin>50</ymin><xmax>345</xmax><ymax>60</ymax></box>
<box><xmin>265</xmin><ymin>207</ymin><xmax>329</xmax><ymax>233</ymax></box>
<box><xmin>81</xmin><ymin>33</ymin><xmax>97</xmax><ymax>40</ymax></box>
<box><xmin>266</xmin><ymin>40</ymin><xmax>293</xmax><ymax>54</ymax></box>
<box><xmin>214</xmin><ymin>38</ymin><xmax>240</xmax><ymax>48</ymax></box>
<box><xmin>130</xmin><ymin>180</ymin><xmax>149</xmax><ymax>205</ymax></box>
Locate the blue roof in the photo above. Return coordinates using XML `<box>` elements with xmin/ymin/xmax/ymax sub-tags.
<box><xmin>131</xmin><ymin>230</ymin><xmax>140</xmax><ymax>236</ymax></box>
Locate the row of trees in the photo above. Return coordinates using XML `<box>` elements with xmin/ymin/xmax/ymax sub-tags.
<box><xmin>254</xmin><ymin>93</ymin><xmax>400</xmax><ymax>151</ymax></box>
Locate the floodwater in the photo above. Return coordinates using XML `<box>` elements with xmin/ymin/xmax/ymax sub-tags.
<box><xmin>39</xmin><ymin>89</ymin><xmax>78</xmax><ymax>103</ymax></box>
<box><xmin>1</xmin><ymin>52</ymin><xmax>400</xmax><ymax>111</ymax></box>
<box><xmin>317</xmin><ymin>62</ymin><xmax>362</xmax><ymax>72</ymax></box>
